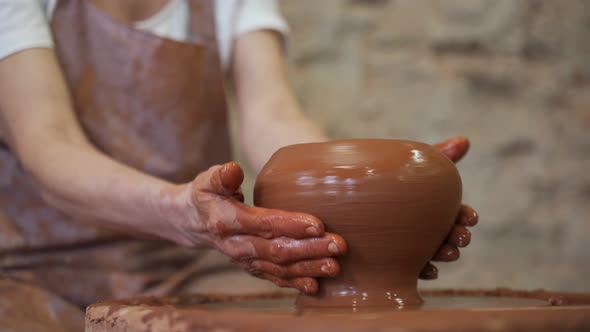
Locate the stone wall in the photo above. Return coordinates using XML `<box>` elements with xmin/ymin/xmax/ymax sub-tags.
<box><xmin>272</xmin><ymin>0</ymin><xmax>590</xmax><ymax>292</ymax></box>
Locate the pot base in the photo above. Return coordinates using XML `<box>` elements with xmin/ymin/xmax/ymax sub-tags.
<box><xmin>86</xmin><ymin>288</ymin><xmax>590</xmax><ymax>332</ymax></box>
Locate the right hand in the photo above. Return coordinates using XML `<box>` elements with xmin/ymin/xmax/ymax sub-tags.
<box><xmin>166</xmin><ymin>162</ymin><xmax>347</xmax><ymax>294</ymax></box>
<box><xmin>418</xmin><ymin>137</ymin><xmax>479</xmax><ymax>280</ymax></box>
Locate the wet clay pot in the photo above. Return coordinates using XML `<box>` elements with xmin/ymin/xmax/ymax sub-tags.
<box><xmin>254</xmin><ymin>139</ymin><xmax>462</xmax><ymax>308</ymax></box>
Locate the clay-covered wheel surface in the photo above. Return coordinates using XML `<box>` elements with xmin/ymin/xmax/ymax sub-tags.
<box><xmin>86</xmin><ymin>289</ymin><xmax>590</xmax><ymax>332</ymax></box>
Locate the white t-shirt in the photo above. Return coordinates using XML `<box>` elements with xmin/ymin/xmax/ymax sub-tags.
<box><xmin>0</xmin><ymin>0</ymin><xmax>288</xmax><ymax>70</ymax></box>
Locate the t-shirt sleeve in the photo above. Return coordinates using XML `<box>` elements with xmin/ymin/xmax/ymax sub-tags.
<box><xmin>0</xmin><ymin>0</ymin><xmax>54</xmax><ymax>61</ymax></box>
<box><xmin>234</xmin><ymin>0</ymin><xmax>288</xmax><ymax>37</ymax></box>
<box><xmin>216</xmin><ymin>0</ymin><xmax>289</xmax><ymax>70</ymax></box>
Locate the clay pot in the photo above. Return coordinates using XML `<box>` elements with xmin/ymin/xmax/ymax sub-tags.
<box><xmin>254</xmin><ymin>139</ymin><xmax>462</xmax><ymax>308</ymax></box>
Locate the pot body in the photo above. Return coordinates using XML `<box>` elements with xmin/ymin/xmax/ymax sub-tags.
<box><xmin>254</xmin><ymin>139</ymin><xmax>462</xmax><ymax>308</ymax></box>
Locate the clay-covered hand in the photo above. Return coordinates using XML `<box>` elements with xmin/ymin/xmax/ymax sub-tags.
<box><xmin>171</xmin><ymin>162</ymin><xmax>347</xmax><ymax>294</ymax></box>
<box><xmin>419</xmin><ymin>137</ymin><xmax>479</xmax><ymax>280</ymax></box>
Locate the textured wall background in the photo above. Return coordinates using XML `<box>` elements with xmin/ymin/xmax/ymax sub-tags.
<box><xmin>242</xmin><ymin>0</ymin><xmax>590</xmax><ymax>292</ymax></box>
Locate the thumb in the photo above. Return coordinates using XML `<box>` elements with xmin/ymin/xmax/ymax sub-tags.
<box><xmin>207</xmin><ymin>162</ymin><xmax>245</xmax><ymax>196</ymax></box>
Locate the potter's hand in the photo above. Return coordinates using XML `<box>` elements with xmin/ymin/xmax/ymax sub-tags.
<box><xmin>419</xmin><ymin>137</ymin><xmax>479</xmax><ymax>280</ymax></box>
<box><xmin>176</xmin><ymin>162</ymin><xmax>346</xmax><ymax>294</ymax></box>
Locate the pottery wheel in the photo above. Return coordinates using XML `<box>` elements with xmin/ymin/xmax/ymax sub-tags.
<box><xmin>86</xmin><ymin>288</ymin><xmax>590</xmax><ymax>332</ymax></box>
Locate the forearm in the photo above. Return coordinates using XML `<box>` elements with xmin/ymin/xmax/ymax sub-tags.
<box><xmin>238</xmin><ymin>91</ymin><xmax>327</xmax><ymax>173</ymax></box>
<box><xmin>24</xmin><ymin>138</ymin><xmax>181</xmax><ymax>241</ymax></box>
<box><xmin>0</xmin><ymin>48</ymin><xmax>185</xmax><ymax>243</ymax></box>
<box><xmin>231</xmin><ymin>30</ymin><xmax>328</xmax><ymax>174</ymax></box>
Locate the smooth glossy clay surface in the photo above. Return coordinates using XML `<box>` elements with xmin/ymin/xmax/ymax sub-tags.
<box><xmin>254</xmin><ymin>139</ymin><xmax>462</xmax><ymax>308</ymax></box>
<box><xmin>86</xmin><ymin>289</ymin><xmax>590</xmax><ymax>332</ymax></box>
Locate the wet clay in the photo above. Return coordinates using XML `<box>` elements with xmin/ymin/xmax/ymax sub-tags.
<box><xmin>85</xmin><ymin>289</ymin><xmax>590</xmax><ymax>332</ymax></box>
<box><xmin>253</xmin><ymin>139</ymin><xmax>462</xmax><ymax>307</ymax></box>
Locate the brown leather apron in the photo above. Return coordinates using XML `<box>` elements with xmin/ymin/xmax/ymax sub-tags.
<box><xmin>0</xmin><ymin>1</ymin><xmax>243</xmax><ymax>331</ymax></box>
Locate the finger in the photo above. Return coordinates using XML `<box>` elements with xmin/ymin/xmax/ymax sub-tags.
<box><xmin>418</xmin><ymin>262</ymin><xmax>438</xmax><ymax>280</ymax></box>
<box><xmin>434</xmin><ymin>136</ymin><xmax>470</xmax><ymax>163</ymax></box>
<box><xmin>254</xmin><ymin>234</ymin><xmax>346</xmax><ymax>264</ymax></box>
<box><xmin>231</xmin><ymin>205</ymin><xmax>325</xmax><ymax>239</ymax></box>
<box><xmin>249</xmin><ymin>258</ymin><xmax>340</xmax><ymax>279</ymax></box>
<box><xmin>221</xmin><ymin>233</ymin><xmax>347</xmax><ymax>264</ymax></box>
<box><xmin>262</xmin><ymin>274</ymin><xmax>318</xmax><ymax>294</ymax></box>
<box><xmin>232</xmin><ymin>188</ymin><xmax>245</xmax><ymax>203</ymax></box>
<box><xmin>205</xmin><ymin>162</ymin><xmax>244</xmax><ymax>196</ymax></box>
<box><xmin>432</xmin><ymin>243</ymin><xmax>460</xmax><ymax>262</ymax></box>
<box><xmin>447</xmin><ymin>225</ymin><xmax>471</xmax><ymax>248</ymax></box>
<box><xmin>456</xmin><ymin>205</ymin><xmax>479</xmax><ymax>227</ymax></box>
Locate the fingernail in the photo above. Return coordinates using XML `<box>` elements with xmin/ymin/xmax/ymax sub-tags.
<box><xmin>328</xmin><ymin>242</ymin><xmax>339</xmax><ymax>254</ymax></box>
<box><xmin>321</xmin><ymin>264</ymin><xmax>330</xmax><ymax>273</ymax></box>
<box><xmin>305</xmin><ymin>226</ymin><xmax>320</xmax><ymax>237</ymax></box>
<box><xmin>421</xmin><ymin>270</ymin><xmax>437</xmax><ymax>280</ymax></box>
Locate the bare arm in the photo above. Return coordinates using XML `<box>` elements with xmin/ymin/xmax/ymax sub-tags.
<box><xmin>231</xmin><ymin>30</ymin><xmax>328</xmax><ymax>173</ymax></box>
<box><xmin>0</xmin><ymin>48</ymin><xmax>345</xmax><ymax>293</ymax></box>
<box><xmin>0</xmin><ymin>48</ymin><xmax>179</xmax><ymax>241</ymax></box>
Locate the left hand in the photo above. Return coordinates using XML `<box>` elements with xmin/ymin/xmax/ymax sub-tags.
<box><xmin>419</xmin><ymin>136</ymin><xmax>479</xmax><ymax>280</ymax></box>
